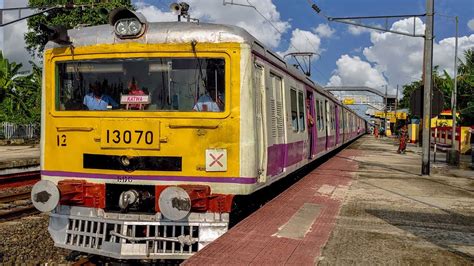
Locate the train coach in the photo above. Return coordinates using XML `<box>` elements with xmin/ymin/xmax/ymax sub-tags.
<box><xmin>31</xmin><ymin>8</ymin><xmax>366</xmax><ymax>260</ymax></box>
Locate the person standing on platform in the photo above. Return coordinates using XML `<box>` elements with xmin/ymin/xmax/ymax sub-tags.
<box><xmin>374</xmin><ymin>125</ymin><xmax>379</xmax><ymax>139</ymax></box>
<box><xmin>397</xmin><ymin>125</ymin><xmax>408</xmax><ymax>154</ymax></box>
<box><xmin>470</xmin><ymin>127</ymin><xmax>474</xmax><ymax>169</ymax></box>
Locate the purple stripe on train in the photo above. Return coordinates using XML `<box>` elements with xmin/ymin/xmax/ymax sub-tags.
<box><xmin>267</xmin><ymin>141</ymin><xmax>305</xmax><ymax>176</ymax></box>
<box><xmin>267</xmin><ymin>144</ymin><xmax>285</xmax><ymax>176</ymax></box>
<box><xmin>317</xmin><ymin>136</ymin><xmax>326</xmax><ymax>154</ymax></box>
<box><xmin>41</xmin><ymin>170</ymin><xmax>257</xmax><ymax>184</ymax></box>
<box><xmin>285</xmin><ymin>141</ymin><xmax>305</xmax><ymax>166</ymax></box>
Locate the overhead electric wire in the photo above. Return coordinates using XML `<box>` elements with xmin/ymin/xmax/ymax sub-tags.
<box><xmin>230</xmin><ymin>0</ymin><xmax>330</xmax><ymax>83</ymax></box>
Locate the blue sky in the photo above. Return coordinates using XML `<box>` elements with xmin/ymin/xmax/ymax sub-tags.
<box><xmin>274</xmin><ymin>0</ymin><xmax>474</xmax><ymax>83</ymax></box>
<box><xmin>134</xmin><ymin>0</ymin><xmax>474</xmax><ymax>94</ymax></box>
<box><xmin>1</xmin><ymin>0</ymin><xmax>473</xmax><ymax>95</ymax></box>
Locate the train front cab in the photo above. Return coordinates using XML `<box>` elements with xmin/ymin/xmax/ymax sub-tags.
<box><xmin>36</xmin><ymin>40</ymin><xmax>251</xmax><ymax>259</ymax></box>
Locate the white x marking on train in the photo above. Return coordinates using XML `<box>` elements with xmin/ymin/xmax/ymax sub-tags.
<box><xmin>209</xmin><ymin>153</ymin><xmax>224</xmax><ymax>167</ymax></box>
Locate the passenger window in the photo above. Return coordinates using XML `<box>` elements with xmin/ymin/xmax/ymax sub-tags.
<box><xmin>320</xmin><ymin>101</ymin><xmax>325</xmax><ymax>129</ymax></box>
<box><xmin>315</xmin><ymin>100</ymin><xmax>320</xmax><ymax>130</ymax></box>
<box><xmin>290</xmin><ymin>89</ymin><xmax>298</xmax><ymax>132</ymax></box>
<box><xmin>298</xmin><ymin>91</ymin><xmax>305</xmax><ymax>132</ymax></box>
<box><xmin>56</xmin><ymin>57</ymin><xmax>225</xmax><ymax>112</ymax></box>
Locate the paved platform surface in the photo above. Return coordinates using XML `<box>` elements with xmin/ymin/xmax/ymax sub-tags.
<box><xmin>0</xmin><ymin>145</ymin><xmax>40</xmax><ymax>170</ymax></box>
<box><xmin>185</xmin><ymin>135</ymin><xmax>474</xmax><ymax>265</ymax></box>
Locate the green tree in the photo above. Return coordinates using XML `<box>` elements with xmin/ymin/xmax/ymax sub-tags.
<box><xmin>399</xmin><ymin>79</ymin><xmax>421</xmax><ymax>110</ymax></box>
<box><xmin>0</xmin><ymin>52</ymin><xmax>22</xmax><ymax>99</ymax></box>
<box><xmin>457</xmin><ymin>49</ymin><xmax>474</xmax><ymax>125</ymax></box>
<box><xmin>0</xmin><ymin>53</ymin><xmax>41</xmax><ymax>123</ymax></box>
<box><xmin>400</xmin><ymin>48</ymin><xmax>474</xmax><ymax>125</ymax></box>
<box><xmin>26</xmin><ymin>0</ymin><xmax>132</xmax><ymax>58</ymax></box>
<box><xmin>398</xmin><ymin>66</ymin><xmax>451</xmax><ymax>114</ymax></box>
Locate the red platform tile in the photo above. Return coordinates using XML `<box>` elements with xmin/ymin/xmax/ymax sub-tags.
<box><xmin>184</xmin><ymin>149</ymin><xmax>361</xmax><ymax>265</ymax></box>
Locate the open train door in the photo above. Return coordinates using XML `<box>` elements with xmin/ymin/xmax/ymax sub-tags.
<box><xmin>325</xmin><ymin>100</ymin><xmax>330</xmax><ymax>150</ymax></box>
<box><xmin>254</xmin><ymin>63</ymin><xmax>267</xmax><ymax>183</ymax></box>
<box><xmin>335</xmin><ymin>105</ymin><xmax>340</xmax><ymax>145</ymax></box>
<box><xmin>306</xmin><ymin>90</ymin><xmax>316</xmax><ymax>158</ymax></box>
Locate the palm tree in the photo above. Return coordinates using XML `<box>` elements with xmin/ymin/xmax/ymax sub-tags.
<box><xmin>0</xmin><ymin>53</ymin><xmax>41</xmax><ymax>123</ymax></box>
<box><xmin>456</xmin><ymin>49</ymin><xmax>474</xmax><ymax>125</ymax></box>
<box><xmin>0</xmin><ymin>52</ymin><xmax>23</xmax><ymax>101</ymax></box>
<box><xmin>0</xmin><ymin>52</ymin><xmax>25</xmax><ymax>121</ymax></box>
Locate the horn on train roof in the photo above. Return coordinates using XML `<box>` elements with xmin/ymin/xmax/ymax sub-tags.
<box><xmin>39</xmin><ymin>24</ymin><xmax>72</xmax><ymax>45</ymax></box>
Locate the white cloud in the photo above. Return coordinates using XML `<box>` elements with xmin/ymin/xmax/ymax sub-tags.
<box><xmin>313</xmin><ymin>23</ymin><xmax>334</xmax><ymax>38</ymax></box>
<box><xmin>329</xmin><ymin>17</ymin><xmax>474</xmax><ymax>95</ymax></box>
<box><xmin>364</xmin><ymin>17</ymin><xmax>474</xmax><ymax>86</ymax></box>
<box><xmin>347</xmin><ymin>25</ymin><xmax>373</xmax><ymax>36</ymax></box>
<box><xmin>3</xmin><ymin>11</ymin><xmax>36</xmax><ymax>70</ymax></box>
<box><xmin>434</xmin><ymin>35</ymin><xmax>474</xmax><ymax>77</ymax></box>
<box><xmin>2</xmin><ymin>0</ymin><xmax>35</xmax><ymax>70</ymax></box>
<box><xmin>362</xmin><ymin>18</ymin><xmax>425</xmax><ymax>87</ymax></box>
<box><xmin>280</xmin><ymin>28</ymin><xmax>321</xmax><ymax>58</ymax></box>
<box><xmin>136</xmin><ymin>0</ymin><xmax>290</xmax><ymax>49</ymax></box>
<box><xmin>327</xmin><ymin>55</ymin><xmax>387</xmax><ymax>89</ymax></box>
<box><xmin>134</xmin><ymin>2</ymin><xmax>176</xmax><ymax>22</ymax></box>
<box><xmin>468</xmin><ymin>19</ymin><xmax>474</xmax><ymax>31</ymax></box>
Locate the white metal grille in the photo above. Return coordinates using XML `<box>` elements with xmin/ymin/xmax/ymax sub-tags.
<box><xmin>270</xmin><ymin>99</ymin><xmax>277</xmax><ymax>138</ymax></box>
<box><xmin>65</xmin><ymin>218</ymin><xmax>200</xmax><ymax>256</ymax></box>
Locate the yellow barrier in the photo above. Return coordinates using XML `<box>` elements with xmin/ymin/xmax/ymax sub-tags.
<box><xmin>408</xmin><ymin>124</ymin><xmax>419</xmax><ymax>143</ymax></box>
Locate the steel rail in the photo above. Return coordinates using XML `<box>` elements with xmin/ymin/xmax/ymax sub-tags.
<box><xmin>0</xmin><ymin>191</ymin><xmax>31</xmax><ymax>204</ymax></box>
<box><xmin>0</xmin><ymin>205</ymin><xmax>39</xmax><ymax>222</ymax></box>
<box><xmin>0</xmin><ymin>170</ymin><xmax>40</xmax><ymax>187</ymax></box>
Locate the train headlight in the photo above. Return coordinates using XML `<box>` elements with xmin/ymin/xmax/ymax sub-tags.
<box><xmin>159</xmin><ymin>186</ymin><xmax>191</xmax><ymax>221</ymax></box>
<box><xmin>114</xmin><ymin>18</ymin><xmax>143</xmax><ymax>37</ymax></box>
<box><xmin>109</xmin><ymin>7</ymin><xmax>147</xmax><ymax>39</ymax></box>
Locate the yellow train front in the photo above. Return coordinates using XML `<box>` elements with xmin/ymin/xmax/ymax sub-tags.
<box><xmin>31</xmin><ymin>11</ymin><xmax>259</xmax><ymax>260</ymax></box>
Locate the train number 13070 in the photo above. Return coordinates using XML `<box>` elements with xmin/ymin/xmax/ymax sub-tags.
<box><xmin>106</xmin><ymin>130</ymin><xmax>154</xmax><ymax>145</ymax></box>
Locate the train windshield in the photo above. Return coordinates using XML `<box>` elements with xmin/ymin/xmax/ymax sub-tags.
<box><xmin>56</xmin><ymin>57</ymin><xmax>225</xmax><ymax>112</ymax></box>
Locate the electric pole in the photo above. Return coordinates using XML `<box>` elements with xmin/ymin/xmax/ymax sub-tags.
<box><xmin>422</xmin><ymin>0</ymin><xmax>434</xmax><ymax>175</ymax></box>
<box><xmin>395</xmin><ymin>84</ymin><xmax>398</xmax><ymax>130</ymax></box>
<box><xmin>448</xmin><ymin>16</ymin><xmax>459</xmax><ymax>165</ymax></box>
<box><xmin>384</xmin><ymin>85</ymin><xmax>388</xmax><ymax>132</ymax></box>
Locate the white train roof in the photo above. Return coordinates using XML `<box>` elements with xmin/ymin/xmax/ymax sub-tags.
<box><xmin>46</xmin><ymin>22</ymin><xmax>255</xmax><ymax>49</ymax></box>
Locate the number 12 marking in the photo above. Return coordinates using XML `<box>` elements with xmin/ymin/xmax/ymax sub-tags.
<box><xmin>57</xmin><ymin>134</ymin><xmax>67</xmax><ymax>147</ymax></box>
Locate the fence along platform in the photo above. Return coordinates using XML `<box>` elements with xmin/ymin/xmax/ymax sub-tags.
<box><xmin>0</xmin><ymin>122</ymin><xmax>40</xmax><ymax>140</ymax></box>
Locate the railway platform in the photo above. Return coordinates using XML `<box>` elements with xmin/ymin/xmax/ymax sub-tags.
<box><xmin>184</xmin><ymin>135</ymin><xmax>474</xmax><ymax>265</ymax></box>
<box><xmin>0</xmin><ymin>145</ymin><xmax>40</xmax><ymax>172</ymax></box>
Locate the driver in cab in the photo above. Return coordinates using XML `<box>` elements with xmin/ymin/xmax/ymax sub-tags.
<box><xmin>83</xmin><ymin>82</ymin><xmax>118</xmax><ymax>110</ymax></box>
<box><xmin>193</xmin><ymin>88</ymin><xmax>222</xmax><ymax>112</ymax></box>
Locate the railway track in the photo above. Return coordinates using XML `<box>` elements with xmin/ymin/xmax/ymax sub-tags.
<box><xmin>0</xmin><ymin>190</ymin><xmax>40</xmax><ymax>222</ymax></box>
<box><xmin>0</xmin><ymin>191</ymin><xmax>31</xmax><ymax>203</ymax></box>
<box><xmin>0</xmin><ymin>205</ymin><xmax>39</xmax><ymax>222</ymax></box>
<box><xmin>0</xmin><ymin>170</ymin><xmax>40</xmax><ymax>189</ymax></box>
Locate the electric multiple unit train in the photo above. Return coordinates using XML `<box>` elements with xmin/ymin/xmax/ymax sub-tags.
<box><xmin>31</xmin><ymin>8</ymin><xmax>366</xmax><ymax>260</ymax></box>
